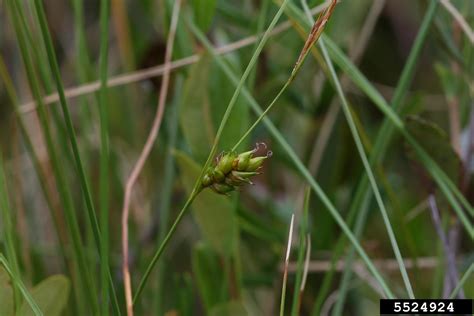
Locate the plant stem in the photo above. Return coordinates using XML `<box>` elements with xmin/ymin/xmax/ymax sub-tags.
<box><xmin>133</xmin><ymin>188</ymin><xmax>200</xmax><ymax>303</ymax></box>
<box><xmin>99</xmin><ymin>0</ymin><xmax>111</xmax><ymax>313</ymax></box>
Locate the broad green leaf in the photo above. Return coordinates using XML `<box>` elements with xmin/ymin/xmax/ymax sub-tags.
<box><xmin>175</xmin><ymin>150</ymin><xmax>238</xmax><ymax>256</ymax></box>
<box><xmin>179</xmin><ymin>56</ymin><xmax>214</xmax><ymax>163</ymax></box>
<box><xmin>210</xmin><ymin>301</ymin><xmax>248</xmax><ymax>316</ymax></box>
<box><xmin>192</xmin><ymin>0</ymin><xmax>218</xmax><ymax>32</ymax></box>
<box><xmin>19</xmin><ymin>275</ymin><xmax>70</xmax><ymax>316</ymax></box>
<box><xmin>0</xmin><ymin>267</ymin><xmax>13</xmax><ymax>316</ymax></box>
<box><xmin>192</xmin><ymin>243</ymin><xmax>226</xmax><ymax>312</ymax></box>
<box><xmin>405</xmin><ymin>115</ymin><xmax>461</xmax><ymax>185</ymax></box>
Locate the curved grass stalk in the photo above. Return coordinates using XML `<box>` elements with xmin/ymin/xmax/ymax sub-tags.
<box><xmin>318</xmin><ymin>39</ymin><xmax>415</xmax><ymax>298</ymax></box>
<box><xmin>133</xmin><ymin>0</ymin><xmax>293</xmax><ymax>303</ymax></box>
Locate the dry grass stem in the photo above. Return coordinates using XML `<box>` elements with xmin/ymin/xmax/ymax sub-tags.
<box><xmin>440</xmin><ymin>0</ymin><xmax>474</xmax><ymax>44</ymax></box>
<box><xmin>300</xmin><ymin>234</ymin><xmax>311</xmax><ymax>292</ymax></box>
<box><xmin>291</xmin><ymin>0</ymin><xmax>337</xmax><ymax>76</ymax></box>
<box><xmin>280</xmin><ymin>213</ymin><xmax>295</xmax><ymax>316</ymax></box>
<box><xmin>121</xmin><ymin>1</ymin><xmax>181</xmax><ymax>315</ymax></box>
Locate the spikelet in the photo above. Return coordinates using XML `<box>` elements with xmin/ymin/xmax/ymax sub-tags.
<box><xmin>201</xmin><ymin>143</ymin><xmax>272</xmax><ymax>194</ymax></box>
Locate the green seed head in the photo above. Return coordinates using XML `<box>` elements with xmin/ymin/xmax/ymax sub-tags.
<box><xmin>216</xmin><ymin>152</ymin><xmax>236</xmax><ymax>174</ymax></box>
<box><xmin>200</xmin><ymin>143</ymin><xmax>271</xmax><ymax>194</ymax></box>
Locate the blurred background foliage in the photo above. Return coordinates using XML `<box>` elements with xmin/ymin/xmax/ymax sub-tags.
<box><xmin>0</xmin><ymin>0</ymin><xmax>473</xmax><ymax>315</ymax></box>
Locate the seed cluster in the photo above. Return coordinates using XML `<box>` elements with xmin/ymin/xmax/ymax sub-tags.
<box><xmin>201</xmin><ymin>143</ymin><xmax>272</xmax><ymax>194</ymax></box>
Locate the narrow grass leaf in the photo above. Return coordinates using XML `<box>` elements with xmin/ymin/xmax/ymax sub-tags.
<box><xmin>450</xmin><ymin>264</ymin><xmax>474</xmax><ymax>299</ymax></box>
<box><xmin>6</xmin><ymin>0</ymin><xmax>100</xmax><ymax>311</ymax></box>
<box><xmin>0</xmin><ymin>255</ymin><xmax>42</xmax><ymax>316</ymax></box>
<box><xmin>319</xmin><ymin>39</ymin><xmax>415</xmax><ymax>298</ymax></box>
<box><xmin>30</xmin><ymin>0</ymin><xmax>106</xmax><ymax>257</ymax></box>
<box><xmin>98</xmin><ymin>0</ymin><xmax>112</xmax><ymax>312</ymax></box>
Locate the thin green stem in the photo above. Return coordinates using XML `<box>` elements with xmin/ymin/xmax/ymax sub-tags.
<box><xmin>290</xmin><ymin>189</ymin><xmax>310</xmax><ymax>316</ymax></box>
<box><xmin>233</xmin><ymin>0</ymin><xmax>335</xmax><ymax>151</ymax></box>
<box><xmin>198</xmin><ymin>0</ymin><xmax>292</xmax><ymax>176</ymax></box>
<box><xmin>30</xmin><ymin>0</ymin><xmax>121</xmax><ymax>311</ymax></box>
<box><xmin>133</xmin><ymin>188</ymin><xmax>200</xmax><ymax>303</ymax></box>
<box><xmin>248</xmin><ymin>0</ymin><xmax>270</xmax><ymax>90</ymax></box>
<box><xmin>232</xmin><ymin>80</ymin><xmax>292</xmax><ymax>151</ymax></box>
<box><xmin>31</xmin><ymin>0</ymin><xmax>103</xmax><ymax>257</ymax></box>
<box><xmin>99</xmin><ymin>0</ymin><xmax>111</xmax><ymax>314</ymax></box>
<box><xmin>449</xmin><ymin>264</ymin><xmax>473</xmax><ymax>299</ymax></box>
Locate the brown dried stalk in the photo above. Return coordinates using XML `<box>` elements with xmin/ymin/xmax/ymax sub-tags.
<box><xmin>121</xmin><ymin>1</ymin><xmax>181</xmax><ymax>315</ymax></box>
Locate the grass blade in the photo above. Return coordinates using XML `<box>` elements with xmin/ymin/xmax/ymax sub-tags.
<box><xmin>98</xmin><ymin>0</ymin><xmax>111</xmax><ymax>313</ymax></box>
<box><xmin>280</xmin><ymin>214</ymin><xmax>295</xmax><ymax>316</ymax></box>
<box><xmin>29</xmin><ymin>0</ymin><xmax>121</xmax><ymax>311</ymax></box>
<box><xmin>318</xmin><ymin>38</ymin><xmax>415</xmax><ymax>298</ymax></box>
<box><xmin>290</xmin><ymin>189</ymin><xmax>310</xmax><ymax>316</ymax></box>
<box><xmin>31</xmin><ymin>0</ymin><xmax>103</xmax><ymax>257</ymax></box>
<box><xmin>0</xmin><ymin>254</ymin><xmax>42</xmax><ymax>316</ymax></box>
<box><xmin>449</xmin><ymin>264</ymin><xmax>473</xmax><ymax>299</ymax></box>
<box><xmin>6</xmin><ymin>0</ymin><xmax>99</xmax><ymax>312</ymax></box>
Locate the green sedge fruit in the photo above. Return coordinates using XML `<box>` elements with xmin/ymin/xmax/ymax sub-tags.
<box><xmin>212</xmin><ymin>183</ymin><xmax>235</xmax><ymax>194</ymax></box>
<box><xmin>216</xmin><ymin>152</ymin><xmax>236</xmax><ymax>174</ymax></box>
<box><xmin>201</xmin><ymin>143</ymin><xmax>271</xmax><ymax>195</ymax></box>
